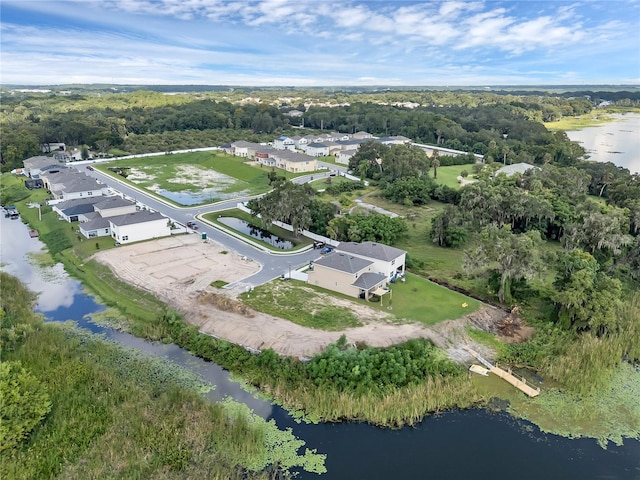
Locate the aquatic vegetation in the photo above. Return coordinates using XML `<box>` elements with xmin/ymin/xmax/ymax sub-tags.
<box><xmin>512</xmin><ymin>363</ymin><xmax>640</xmax><ymax>448</ymax></box>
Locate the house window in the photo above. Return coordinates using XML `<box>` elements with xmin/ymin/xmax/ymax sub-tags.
<box><xmin>392</xmin><ymin>260</ymin><xmax>395</xmax><ymax>265</ymax></box>
<box><xmin>122</xmin><ymin>236</ymin><xmax>129</xmax><ymax>241</ymax></box>
<box><xmin>87</xmin><ymin>191</ymin><xmax>92</xmax><ymax>196</ymax></box>
<box><xmin>79</xmin><ymin>193</ymin><xmax>83</xmax><ymax>196</ymax></box>
<box><xmin>104</xmin><ymin>229</ymin><xmax>109</xmax><ymax>233</ymax></box>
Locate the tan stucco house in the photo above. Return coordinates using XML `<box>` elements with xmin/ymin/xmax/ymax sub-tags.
<box><xmin>307</xmin><ymin>241</ymin><xmax>406</xmax><ymax>300</ymax></box>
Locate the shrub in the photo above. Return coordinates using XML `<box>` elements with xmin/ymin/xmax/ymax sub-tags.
<box><xmin>0</xmin><ymin>361</ymin><xmax>52</xmax><ymax>451</ymax></box>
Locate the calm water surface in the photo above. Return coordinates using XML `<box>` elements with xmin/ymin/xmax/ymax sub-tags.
<box><xmin>1</xmin><ymin>215</ymin><xmax>638</xmax><ymax>479</ymax></box>
<box><xmin>565</xmin><ymin>113</ymin><xmax>640</xmax><ymax>174</ymax></box>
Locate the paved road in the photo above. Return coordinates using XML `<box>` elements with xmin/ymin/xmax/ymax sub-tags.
<box><xmin>74</xmin><ymin>163</ymin><xmax>327</xmax><ymax>286</ymax></box>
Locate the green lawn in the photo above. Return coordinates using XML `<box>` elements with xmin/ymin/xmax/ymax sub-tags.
<box><xmin>98</xmin><ymin>151</ymin><xmax>274</xmax><ymax>205</ymax></box>
<box><xmin>384</xmin><ymin>273</ymin><xmax>481</xmax><ymax>324</ymax></box>
<box><xmin>240</xmin><ymin>280</ymin><xmax>362</xmax><ymax>330</ymax></box>
<box><xmin>241</xmin><ymin>271</ymin><xmax>480</xmax><ymax>331</ymax></box>
<box><xmin>430</xmin><ymin>165</ymin><xmax>474</xmax><ymax>189</ymax></box>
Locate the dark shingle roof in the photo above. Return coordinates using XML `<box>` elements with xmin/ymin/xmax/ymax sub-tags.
<box><xmin>352</xmin><ymin>272</ymin><xmax>387</xmax><ymax>289</ymax></box>
<box><xmin>94</xmin><ymin>197</ymin><xmax>135</xmax><ymax>210</ymax></box>
<box><xmin>313</xmin><ymin>252</ymin><xmax>373</xmax><ymax>274</ymax></box>
<box><xmin>109</xmin><ymin>210</ymin><xmax>166</xmax><ymax>226</ymax></box>
<box><xmin>337</xmin><ymin>241</ymin><xmax>406</xmax><ymax>262</ymax></box>
<box><xmin>80</xmin><ymin>215</ymin><xmax>111</xmax><ymax>231</ymax></box>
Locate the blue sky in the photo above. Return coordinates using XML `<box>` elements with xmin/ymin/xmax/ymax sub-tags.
<box><xmin>2</xmin><ymin>0</ymin><xmax>639</xmax><ymax>86</ymax></box>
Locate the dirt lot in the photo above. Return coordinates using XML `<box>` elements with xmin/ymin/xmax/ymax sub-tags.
<box><xmin>93</xmin><ymin>236</ymin><xmax>512</xmax><ymax>359</ymax></box>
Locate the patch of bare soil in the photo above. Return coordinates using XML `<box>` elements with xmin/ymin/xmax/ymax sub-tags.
<box><xmin>93</xmin><ymin>237</ymin><xmax>514</xmax><ymax>360</ymax></box>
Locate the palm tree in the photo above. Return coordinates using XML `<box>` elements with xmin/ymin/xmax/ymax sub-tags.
<box><xmin>431</xmin><ymin>150</ymin><xmax>440</xmax><ymax>179</ymax></box>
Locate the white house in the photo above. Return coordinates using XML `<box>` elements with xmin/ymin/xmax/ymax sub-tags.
<box><xmin>305</xmin><ymin>142</ymin><xmax>330</xmax><ymax>157</ymax></box>
<box><xmin>79</xmin><ymin>213</ymin><xmax>112</xmax><ymax>238</ymax></box>
<box><xmin>273</xmin><ymin>136</ymin><xmax>295</xmax><ymax>151</ymax></box>
<box><xmin>109</xmin><ymin>211</ymin><xmax>171</xmax><ymax>244</ymax></box>
<box><xmin>336</xmin><ymin>148</ymin><xmax>358</xmax><ymax>165</ymax></box>
<box><xmin>93</xmin><ymin>197</ymin><xmax>137</xmax><ymax>218</ymax></box>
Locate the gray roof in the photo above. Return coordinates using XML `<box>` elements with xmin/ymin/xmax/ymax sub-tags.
<box><xmin>62</xmin><ymin>177</ymin><xmax>106</xmax><ymax>194</ymax></box>
<box><xmin>80</xmin><ymin>215</ymin><xmax>111</xmax><ymax>231</ymax></box>
<box><xmin>496</xmin><ymin>163</ymin><xmax>540</xmax><ymax>177</ymax></box>
<box><xmin>54</xmin><ymin>197</ymin><xmax>104</xmax><ymax>210</ymax></box>
<box><xmin>55</xmin><ymin>198</ymin><xmax>103</xmax><ymax>216</ymax></box>
<box><xmin>313</xmin><ymin>252</ymin><xmax>373</xmax><ymax>274</ymax></box>
<box><xmin>94</xmin><ymin>197</ymin><xmax>135</xmax><ymax>210</ymax></box>
<box><xmin>23</xmin><ymin>156</ymin><xmax>62</xmax><ymax>170</ymax></box>
<box><xmin>337</xmin><ymin>241</ymin><xmax>406</xmax><ymax>262</ymax></box>
<box><xmin>109</xmin><ymin>210</ymin><xmax>166</xmax><ymax>226</ymax></box>
<box><xmin>307</xmin><ymin>142</ymin><xmax>328</xmax><ymax>148</ymax></box>
<box><xmin>352</xmin><ymin>272</ymin><xmax>387</xmax><ymax>290</ymax></box>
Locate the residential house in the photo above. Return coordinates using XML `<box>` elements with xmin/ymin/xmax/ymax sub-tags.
<box><xmin>23</xmin><ymin>156</ymin><xmax>65</xmax><ymax>178</ymax></box>
<box><xmin>73</xmin><ymin>197</ymin><xmax>137</xmax><ymax>238</ymax></box>
<box><xmin>46</xmin><ymin>171</ymin><xmax>109</xmax><ymax>200</ymax></box>
<box><xmin>353</xmin><ymin>131</ymin><xmax>374</xmax><ymax>140</ymax></box>
<box><xmin>307</xmin><ymin>252</ymin><xmax>388</xmax><ymax>300</ymax></box>
<box><xmin>273</xmin><ymin>136</ymin><xmax>296</xmax><ymax>151</ymax></box>
<box><xmin>307</xmin><ymin>241</ymin><xmax>407</xmax><ymax>300</ymax></box>
<box><xmin>230</xmin><ymin>140</ymin><xmax>261</xmax><ymax>158</ymax></box>
<box><xmin>336</xmin><ymin>149</ymin><xmax>357</xmax><ymax>165</ymax></box>
<box><xmin>53</xmin><ymin>197</ymin><xmax>104</xmax><ymax>222</ymax></box>
<box><xmin>79</xmin><ymin>213</ymin><xmax>112</xmax><ymax>238</ymax></box>
<box><xmin>336</xmin><ymin>241</ymin><xmax>406</xmax><ymax>281</ymax></box>
<box><xmin>305</xmin><ymin>142</ymin><xmax>330</xmax><ymax>157</ymax></box>
<box><xmin>269</xmin><ymin>150</ymin><xmax>317</xmax><ymax>173</ymax></box>
<box><xmin>109</xmin><ymin>211</ymin><xmax>171</xmax><ymax>244</ymax></box>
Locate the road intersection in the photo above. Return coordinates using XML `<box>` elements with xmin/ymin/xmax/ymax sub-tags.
<box><xmin>74</xmin><ymin>160</ymin><xmax>349</xmax><ymax>286</ymax></box>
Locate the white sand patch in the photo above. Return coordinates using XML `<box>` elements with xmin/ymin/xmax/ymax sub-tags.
<box><xmin>126</xmin><ymin>167</ymin><xmax>158</xmax><ymax>182</ymax></box>
<box><xmin>167</xmin><ymin>165</ymin><xmax>239</xmax><ymax>188</ymax></box>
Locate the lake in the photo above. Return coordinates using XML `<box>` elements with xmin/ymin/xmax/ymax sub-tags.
<box><xmin>1</xmin><ymin>215</ymin><xmax>639</xmax><ymax>479</ymax></box>
<box><xmin>565</xmin><ymin>112</ymin><xmax>640</xmax><ymax>174</ymax></box>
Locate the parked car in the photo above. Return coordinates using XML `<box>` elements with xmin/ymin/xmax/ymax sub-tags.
<box><xmin>320</xmin><ymin>246</ymin><xmax>334</xmax><ymax>254</ymax></box>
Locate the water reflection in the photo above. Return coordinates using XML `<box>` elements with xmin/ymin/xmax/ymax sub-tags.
<box><xmin>0</xmin><ymin>215</ymin><xmax>274</xmax><ymax>420</ymax></box>
<box><xmin>153</xmin><ymin>187</ymin><xmax>250</xmax><ymax>206</ymax></box>
<box><xmin>218</xmin><ymin>216</ymin><xmax>295</xmax><ymax>249</ymax></box>
<box><xmin>565</xmin><ymin>113</ymin><xmax>640</xmax><ymax>174</ymax></box>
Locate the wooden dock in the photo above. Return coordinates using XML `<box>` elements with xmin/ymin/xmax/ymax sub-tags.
<box><xmin>465</xmin><ymin>347</ymin><xmax>540</xmax><ymax>397</ymax></box>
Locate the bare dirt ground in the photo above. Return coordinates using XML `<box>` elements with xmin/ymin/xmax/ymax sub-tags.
<box><xmin>93</xmin><ymin>236</ymin><xmax>516</xmax><ymax>360</ymax></box>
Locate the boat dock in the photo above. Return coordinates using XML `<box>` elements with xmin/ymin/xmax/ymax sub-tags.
<box><xmin>465</xmin><ymin>347</ymin><xmax>540</xmax><ymax>397</ymax></box>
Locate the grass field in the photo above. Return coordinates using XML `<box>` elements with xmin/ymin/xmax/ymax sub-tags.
<box><xmin>98</xmin><ymin>151</ymin><xmax>273</xmax><ymax>204</ymax></box>
<box><xmin>430</xmin><ymin>165</ymin><xmax>475</xmax><ymax>189</ymax></box>
<box><xmin>242</xmin><ymin>271</ymin><xmax>480</xmax><ymax>330</ymax></box>
<box><xmin>386</xmin><ymin>273</ymin><xmax>481</xmax><ymax>324</ymax></box>
<box><xmin>240</xmin><ymin>280</ymin><xmax>362</xmax><ymax>330</ymax></box>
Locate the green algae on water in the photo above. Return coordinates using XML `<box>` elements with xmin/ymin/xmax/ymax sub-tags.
<box><xmin>489</xmin><ymin>363</ymin><xmax>640</xmax><ymax>448</ymax></box>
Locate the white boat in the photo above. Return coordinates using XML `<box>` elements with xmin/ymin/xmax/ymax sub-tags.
<box><xmin>469</xmin><ymin>364</ymin><xmax>490</xmax><ymax>376</ymax></box>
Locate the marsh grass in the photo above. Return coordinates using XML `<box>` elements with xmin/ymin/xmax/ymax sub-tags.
<box><xmin>2</xmin><ymin>275</ymin><xmax>326</xmax><ymax>479</ymax></box>
<box><xmin>265</xmin><ymin>375</ymin><xmax>479</xmax><ymax>428</ymax></box>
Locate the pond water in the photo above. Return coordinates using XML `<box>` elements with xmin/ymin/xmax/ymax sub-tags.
<box><xmin>2</xmin><ymin>215</ymin><xmax>639</xmax><ymax>480</ymax></box>
<box><xmin>565</xmin><ymin>113</ymin><xmax>640</xmax><ymax>174</ymax></box>
<box><xmin>151</xmin><ymin>187</ymin><xmax>240</xmax><ymax>206</ymax></box>
<box><xmin>218</xmin><ymin>216</ymin><xmax>295</xmax><ymax>249</ymax></box>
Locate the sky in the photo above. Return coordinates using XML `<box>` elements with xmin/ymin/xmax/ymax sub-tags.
<box><xmin>1</xmin><ymin>0</ymin><xmax>639</xmax><ymax>86</ymax></box>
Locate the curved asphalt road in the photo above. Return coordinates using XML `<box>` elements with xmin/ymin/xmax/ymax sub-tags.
<box><xmin>73</xmin><ymin>160</ymin><xmax>348</xmax><ymax>286</ymax></box>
